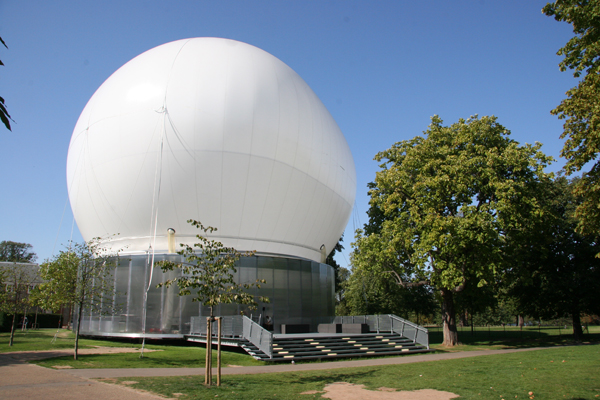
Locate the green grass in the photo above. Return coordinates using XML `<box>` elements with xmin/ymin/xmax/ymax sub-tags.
<box><xmin>429</xmin><ymin>325</ymin><xmax>600</xmax><ymax>352</ymax></box>
<box><xmin>8</xmin><ymin>325</ymin><xmax>600</xmax><ymax>370</ymax></box>
<box><xmin>0</xmin><ymin>328</ymin><xmax>138</xmax><ymax>353</ymax></box>
<box><xmin>112</xmin><ymin>344</ymin><xmax>600</xmax><ymax>399</ymax></box>
<box><xmin>36</xmin><ymin>347</ymin><xmax>262</xmax><ymax>369</ymax></box>
<box><xmin>2</xmin><ymin>329</ymin><xmax>262</xmax><ymax>369</ymax></box>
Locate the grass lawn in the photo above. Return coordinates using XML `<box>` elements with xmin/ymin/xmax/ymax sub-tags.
<box><xmin>0</xmin><ymin>328</ymin><xmax>138</xmax><ymax>353</ymax></box>
<box><xmin>2</xmin><ymin>329</ymin><xmax>262</xmax><ymax>368</ymax></box>
<box><xmin>35</xmin><ymin>347</ymin><xmax>262</xmax><ymax>369</ymax></box>
<box><xmin>429</xmin><ymin>325</ymin><xmax>600</xmax><ymax>352</ymax></box>
<box><xmin>6</xmin><ymin>325</ymin><xmax>599</xmax><ymax>370</ymax></box>
<box><xmin>35</xmin><ymin>345</ymin><xmax>262</xmax><ymax>369</ymax></box>
<box><xmin>112</xmin><ymin>344</ymin><xmax>600</xmax><ymax>399</ymax></box>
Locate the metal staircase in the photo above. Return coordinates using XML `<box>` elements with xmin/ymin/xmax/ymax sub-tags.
<box><xmin>188</xmin><ymin>314</ymin><xmax>430</xmax><ymax>361</ymax></box>
<box><xmin>240</xmin><ymin>331</ymin><xmax>430</xmax><ymax>361</ymax></box>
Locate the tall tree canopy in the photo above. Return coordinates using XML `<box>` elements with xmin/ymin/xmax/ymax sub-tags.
<box><xmin>505</xmin><ymin>177</ymin><xmax>600</xmax><ymax>340</ymax></box>
<box><xmin>352</xmin><ymin>115</ymin><xmax>553</xmax><ymax>346</ymax></box>
<box><xmin>0</xmin><ymin>36</ymin><xmax>12</xmax><ymax>131</ymax></box>
<box><xmin>543</xmin><ymin>0</ymin><xmax>600</xmax><ymax>235</ymax></box>
<box><xmin>0</xmin><ymin>241</ymin><xmax>37</xmax><ymax>263</ymax></box>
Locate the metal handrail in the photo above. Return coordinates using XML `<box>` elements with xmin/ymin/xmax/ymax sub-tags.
<box><xmin>388</xmin><ymin>314</ymin><xmax>429</xmax><ymax>349</ymax></box>
<box><xmin>189</xmin><ymin>314</ymin><xmax>427</xmax><ymax>354</ymax></box>
<box><xmin>189</xmin><ymin>315</ymin><xmax>273</xmax><ymax>358</ymax></box>
<box><xmin>242</xmin><ymin>316</ymin><xmax>273</xmax><ymax>358</ymax></box>
<box><xmin>332</xmin><ymin>314</ymin><xmax>429</xmax><ymax>349</ymax></box>
<box><xmin>190</xmin><ymin>316</ymin><xmax>244</xmax><ymax>338</ymax></box>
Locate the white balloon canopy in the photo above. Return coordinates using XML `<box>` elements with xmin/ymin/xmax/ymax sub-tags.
<box><xmin>67</xmin><ymin>38</ymin><xmax>356</xmax><ymax>262</ymax></box>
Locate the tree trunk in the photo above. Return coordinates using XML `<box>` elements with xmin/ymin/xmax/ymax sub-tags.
<box><xmin>74</xmin><ymin>302</ymin><xmax>83</xmax><ymax>360</ymax></box>
<box><xmin>441</xmin><ymin>289</ymin><xmax>458</xmax><ymax>346</ymax></box>
<box><xmin>572</xmin><ymin>310</ymin><xmax>583</xmax><ymax>341</ymax></box>
<box><xmin>470</xmin><ymin>310</ymin><xmax>474</xmax><ymax>336</ymax></box>
<box><xmin>459</xmin><ymin>309</ymin><xmax>467</xmax><ymax>327</ymax></box>
<box><xmin>21</xmin><ymin>310</ymin><xmax>26</xmax><ymax>331</ymax></box>
<box><xmin>68</xmin><ymin>303</ymin><xmax>73</xmax><ymax>329</ymax></box>
<box><xmin>9</xmin><ymin>312</ymin><xmax>16</xmax><ymax>346</ymax></box>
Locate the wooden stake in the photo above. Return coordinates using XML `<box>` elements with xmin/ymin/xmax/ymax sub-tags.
<box><xmin>217</xmin><ymin>317</ymin><xmax>222</xmax><ymax>386</ymax></box>
<box><xmin>208</xmin><ymin>317</ymin><xmax>215</xmax><ymax>386</ymax></box>
<box><xmin>205</xmin><ymin>317</ymin><xmax>210</xmax><ymax>386</ymax></box>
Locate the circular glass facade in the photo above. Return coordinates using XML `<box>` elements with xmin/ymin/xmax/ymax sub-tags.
<box><xmin>77</xmin><ymin>254</ymin><xmax>335</xmax><ymax>338</ymax></box>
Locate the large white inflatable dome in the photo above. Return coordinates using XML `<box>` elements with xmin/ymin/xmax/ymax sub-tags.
<box><xmin>67</xmin><ymin>38</ymin><xmax>356</xmax><ymax>262</ymax></box>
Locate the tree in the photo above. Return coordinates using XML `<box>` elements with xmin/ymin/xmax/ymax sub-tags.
<box><xmin>34</xmin><ymin>240</ymin><xmax>120</xmax><ymax>359</ymax></box>
<box><xmin>334</xmin><ymin>266</ymin><xmax>351</xmax><ymax>315</ymax></box>
<box><xmin>0</xmin><ymin>262</ymin><xmax>38</xmax><ymax>346</ymax></box>
<box><xmin>505</xmin><ymin>177</ymin><xmax>600</xmax><ymax>340</ymax></box>
<box><xmin>32</xmin><ymin>247</ymin><xmax>79</xmax><ymax>332</ymax></box>
<box><xmin>352</xmin><ymin>115</ymin><xmax>553</xmax><ymax>346</ymax></box>
<box><xmin>340</xmin><ymin>263</ymin><xmax>437</xmax><ymax>322</ymax></box>
<box><xmin>325</xmin><ymin>236</ymin><xmax>346</xmax><ymax>307</ymax></box>
<box><xmin>0</xmin><ymin>36</ymin><xmax>13</xmax><ymax>131</ymax></box>
<box><xmin>157</xmin><ymin>219</ymin><xmax>267</xmax><ymax>387</ymax></box>
<box><xmin>543</xmin><ymin>1</ymin><xmax>600</xmax><ymax>235</ymax></box>
<box><xmin>0</xmin><ymin>241</ymin><xmax>37</xmax><ymax>263</ymax></box>
<box><xmin>453</xmin><ymin>266</ymin><xmax>499</xmax><ymax>329</ymax></box>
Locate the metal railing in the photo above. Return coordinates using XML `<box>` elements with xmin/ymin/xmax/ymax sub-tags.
<box><xmin>190</xmin><ymin>316</ymin><xmax>244</xmax><ymax>338</ymax></box>
<box><xmin>190</xmin><ymin>315</ymin><xmax>273</xmax><ymax>358</ymax></box>
<box><xmin>388</xmin><ymin>314</ymin><xmax>429</xmax><ymax>349</ymax></box>
<box><xmin>189</xmin><ymin>314</ymin><xmax>427</xmax><ymax>356</ymax></box>
<box><xmin>332</xmin><ymin>314</ymin><xmax>429</xmax><ymax>349</ymax></box>
<box><xmin>242</xmin><ymin>316</ymin><xmax>273</xmax><ymax>358</ymax></box>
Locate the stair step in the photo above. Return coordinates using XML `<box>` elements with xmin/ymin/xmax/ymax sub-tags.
<box><xmin>268</xmin><ymin>348</ymin><xmax>432</xmax><ymax>361</ymax></box>
<box><xmin>273</xmin><ymin>337</ymin><xmax>411</xmax><ymax>345</ymax></box>
<box><xmin>272</xmin><ymin>344</ymin><xmax>419</xmax><ymax>353</ymax></box>
<box><xmin>239</xmin><ymin>330</ymin><xmax>430</xmax><ymax>362</ymax></box>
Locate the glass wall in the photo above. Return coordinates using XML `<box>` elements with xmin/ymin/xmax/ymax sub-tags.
<box><xmin>77</xmin><ymin>254</ymin><xmax>335</xmax><ymax>337</ymax></box>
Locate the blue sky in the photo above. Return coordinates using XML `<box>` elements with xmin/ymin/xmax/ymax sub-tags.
<box><xmin>0</xmin><ymin>1</ymin><xmax>576</xmax><ymax>267</ymax></box>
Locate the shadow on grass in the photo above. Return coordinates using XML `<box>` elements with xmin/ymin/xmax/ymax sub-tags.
<box><xmin>429</xmin><ymin>327</ymin><xmax>600</xmax><ymax>352</ymax></box>
<box><xmin>38</xmin><ymin>352</ymin><xmax>205</xmax><ymax>368</ymax></box>
<box><xmin>281</xmin><ymin>369</ymin><xmax>378</xmax><ymax>384</ymax></box>
<box><xmin>200</xmin><ymin>368</ymin><xmax>379</xmax><ymax>392</ymax></box>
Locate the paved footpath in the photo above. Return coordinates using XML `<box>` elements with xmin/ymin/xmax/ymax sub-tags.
<box><xmin>0</xmin><ymin>347</ymin><xmax>549</xmax><ymax>400</ymax></box>
<box><xmin>67</xmin><ymin>347</ymin><xmax>549</xmax><ymax>378</ymax></box>
<box><xmin>0</xmin><ymin>349</ymin><xmax>164</xmax><ymax>400</ymax></box>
